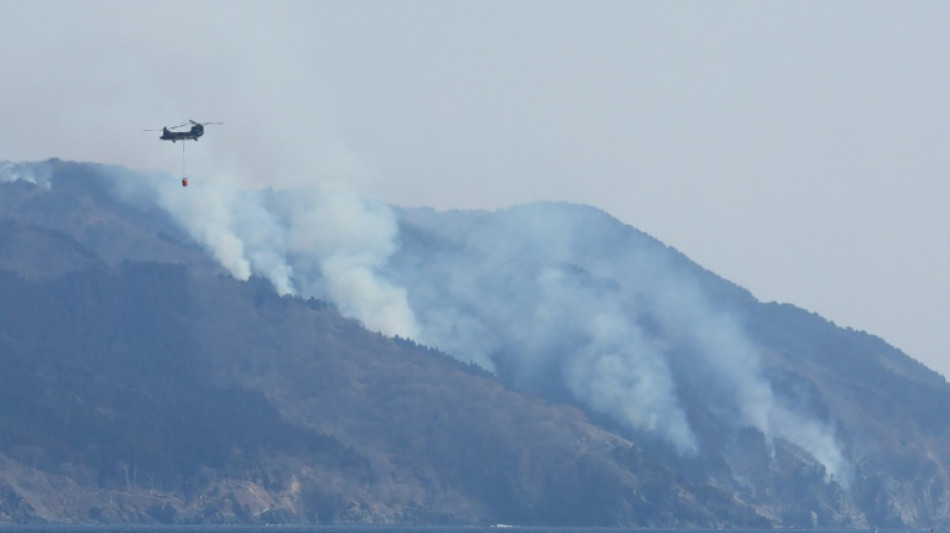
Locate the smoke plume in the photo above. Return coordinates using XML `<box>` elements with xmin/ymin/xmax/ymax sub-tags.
<box><xmin>110</xmin><ymin>173</ymin><xmax>418</xmax><ymax>339</ymax></box>
<box><xmin>1</xmin><ymin>161</ymin><xmax>51</xmax><ymax>189</ymax></box>
<box><xmin>102</xmin><ymin>168</ymin><xmax>851</xmax><ymax>485</ymax></box>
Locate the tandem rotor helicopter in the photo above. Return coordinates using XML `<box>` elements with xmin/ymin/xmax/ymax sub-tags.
<box><xmin>144</xmin><ymin>119</ymin><xmax>222</xmax><ymax>187</ymax></box>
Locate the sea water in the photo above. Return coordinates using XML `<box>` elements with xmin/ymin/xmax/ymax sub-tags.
<box><xmin>0</xmin><ymin>526</ymin><xmax>880</xmax><ymax>533</ymax></box>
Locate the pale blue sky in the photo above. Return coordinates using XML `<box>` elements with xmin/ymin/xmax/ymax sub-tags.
<box><xmin>2</xmin><ymin>1</ymin><xmax>949</xmax><ymax>376</ymax></box>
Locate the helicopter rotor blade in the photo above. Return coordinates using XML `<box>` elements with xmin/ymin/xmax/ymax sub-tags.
<box><xmin>144</xmin><ymin>120</ymin><xmax>221</xmax><ymax>133</ymax></box>
<box><xmin>144</xmin><ymin>122</ymin><xmax>188</xmax><ymax>132</ymax></box>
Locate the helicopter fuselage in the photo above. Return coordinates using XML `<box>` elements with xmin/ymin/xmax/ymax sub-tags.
<box><xmin>160</xmin><ymin>125</ymin><xmax>204</xmax><ymax>142</ymax></box>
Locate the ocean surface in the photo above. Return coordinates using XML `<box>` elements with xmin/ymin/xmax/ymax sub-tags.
<box><xmin>0</xmin><ymin>527</ymin><xmax>888</xmax><ymax>533</ymax></box>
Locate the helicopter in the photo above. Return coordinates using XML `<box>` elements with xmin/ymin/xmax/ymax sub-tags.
<box><xmin>144</xmin><ymin>119</ymin><xmax>222</xmax><ymax>187</ymax></box>
<box><xmin>144</xmin><ymin>119</ymin><xmax>222</xmax><ymax>142</ymax></box>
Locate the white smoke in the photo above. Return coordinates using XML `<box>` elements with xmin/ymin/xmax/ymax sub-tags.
<box><xmin>281</xmin><ymin>187</ymin><xmax>419</xmax><ymax>338</ymax></box>
<box><xmin>112</xmin><ymin>173</ymin><xmax>418</xmax><ymax>339</ymax></box>
<box><xmin>388</xmin><ymin>203</ymin><xmax>852</xmax><ymax>483</ymax></box>
<box><xmin>0</xmin><ymin>161</ymin><xmax>52</xmax><ymax>189</ymax></box>
<box><xmin>105</xmin><ymin>172</ymin><xmax>850</xmax><ymax>484</ymax></box>
<box><xmin>649</xmin><ymin>279</ymin><xmax>852</xmax><ymax>484</ymax></box>
<box><xmin>537</xmin><ymin>266</ymin><xmax>699</xmax><ymax>455</ymax></box>
<box><xmin>377</xmin><ymin>205</ymin><xmax>705</xmax><ymax>454</ymax></box>
<box><xmin>564</xmin><ymin>309</ymin><xmax>700</xmax><ymax>456</ymax></box>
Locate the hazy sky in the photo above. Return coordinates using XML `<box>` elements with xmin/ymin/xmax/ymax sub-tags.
<box><xmin>2</xmin><ymin>1</ymin><xmax>949</xmax><ymax>377</ymax></box>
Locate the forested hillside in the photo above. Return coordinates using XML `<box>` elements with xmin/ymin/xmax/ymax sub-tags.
<box><xmin>1</xmin><ymin>159</ymin><xmax>949</xmax><ymax>527</ymax></box>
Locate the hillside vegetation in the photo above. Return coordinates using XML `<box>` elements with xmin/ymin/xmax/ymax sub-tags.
<box><xmin>0</xmin><ymin>160</ymin><xmax>948</xmax><ymax>527</ymax></box>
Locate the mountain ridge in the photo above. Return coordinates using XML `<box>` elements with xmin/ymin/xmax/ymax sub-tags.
<box><xmin>0</xmin><ymin>159</ymin><xmax>948</xmax><ymax>527</ymax></box>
